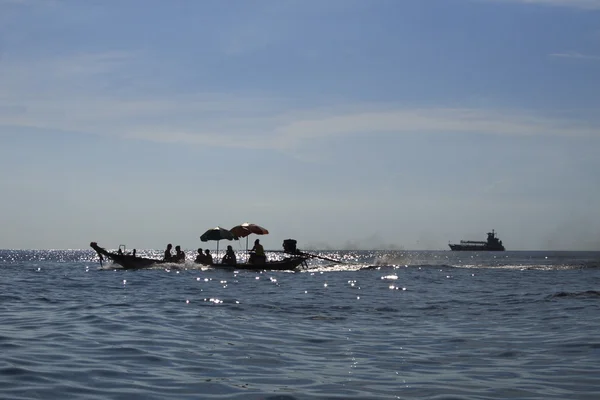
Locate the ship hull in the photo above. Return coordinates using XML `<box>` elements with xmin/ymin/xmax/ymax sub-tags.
<box><xmin>448</xmin><ymin>244</ymin><xmax>504</xmax><ymax>251</ymax></box>
<box><xmin>449</xmin><ymin>244</ymin><xmax>505</xmax><ymax>251</ymax></box>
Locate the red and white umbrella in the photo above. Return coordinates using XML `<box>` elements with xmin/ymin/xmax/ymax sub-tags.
<box><xmin>230</xmin><ymin>223</ymin><xmax>269</xmax><ymax>238</ymax></box>
<box><xmin>229</xmin><ymin>223</ymin><xmax>269</xmax><ymax>255</ymax></box>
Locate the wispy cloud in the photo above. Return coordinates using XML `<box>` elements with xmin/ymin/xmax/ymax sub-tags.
<box><xmin>0</xmin><ymin>51</ymin><xmax>139</xmax><ymax>97</ymax></box>
<box><xmin>273</xmin><ymin>107</ymin><xmax>599</xmax><ymax>147</ymax></box>
<box><xmin>1</xmin><ymin>51</ymin><xmax>599</xmax><ymax>151</ymax></box>
<box><xmin>481</xmin><ymin>0</ymin><xmax>600</xmax><ymax>10</ymax></box>
<box><xmin>549</xmin><ymin>51</ymin><xmax>600</xmax><ymax>60</ymax></box>
<box><xmin>2</xmin><ymin>99</ymin><xmax>598</xmax><ymax>151</ymax></box>
<box><xmin>0</xmin><ymin>0</ymin><xmax>58</xmax><ymax>7</ymax></box>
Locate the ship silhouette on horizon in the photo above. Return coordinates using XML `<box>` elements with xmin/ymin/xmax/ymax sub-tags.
<box><xmin>449</xmin><ymin>229</ymin><xmax>505</xmax><ymax>251</ymax></box>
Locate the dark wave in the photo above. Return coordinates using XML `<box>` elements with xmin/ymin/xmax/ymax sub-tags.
<box><xmin>551</xmin><ymin>290</ymin><xmax>600</xmax><ymax>299</ymax></box>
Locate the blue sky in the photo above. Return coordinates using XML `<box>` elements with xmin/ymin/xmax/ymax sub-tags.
<box><xmin>1</xmin><ymin>0</ymin><xmax>599</xmax><ymax>251</ymax></box>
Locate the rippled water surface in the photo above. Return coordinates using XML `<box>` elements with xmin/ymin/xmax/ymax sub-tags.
<box><xmin>1</xmin><ymin>250</ymin><xmax>600</xmax><ymax>399</ymax></box>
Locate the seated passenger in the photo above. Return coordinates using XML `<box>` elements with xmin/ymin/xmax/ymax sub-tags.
<box><xmin>221</xmin><ymin>245</ymin><xmax>237</xmax><ymax>265</ymax></box>
<box><xmin>204</xmin><ymin>249</ymin><xmax>213</xmax><ymax>265</ymax></box>
<box><xmin>174</xmin><ymin>245</ymin><xmax>185</xmax><ymax>263</ymax></box>
<box><xmin>194</xmin><ymin>248</ymin><xmax>205</xmax><ymax>264</ymax></box>
<box><xmin>163</xmin><ymin>243</ymin><xmax>173</xmax><ymax>262</ymax></box>
<box><xmin>249</xmin><ymin>239</ymin><xmax>266</xmax><ymax>264</ymax></box>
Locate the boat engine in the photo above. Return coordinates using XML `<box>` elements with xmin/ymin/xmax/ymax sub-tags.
<box><xmin>283</xmin><ymin>239</ymin><xmax>298</xmax><ymax>254</ymax></box>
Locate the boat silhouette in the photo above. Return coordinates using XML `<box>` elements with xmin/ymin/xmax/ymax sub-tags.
<box><xmin>449</xmin><ymin>229</ymin><xmax>505</xmax><ymax>251</ymax></box>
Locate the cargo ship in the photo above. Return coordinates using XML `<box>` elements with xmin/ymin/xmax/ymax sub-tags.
<box><xmin>449</xmin><ymin>229</ymin><xmax>505</xmax><ymax>251</ymax></box>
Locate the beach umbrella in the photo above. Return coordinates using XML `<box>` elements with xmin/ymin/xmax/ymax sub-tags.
<box><xmin>200</xmin><ymin>226</ymin><xmax>235</xmax><ymax>257</ymax></box>
<box><xmin>230</xmin><ymin>223</ymin><xmax>269</xmax><ymax>239</ymax></box>
<box><xmin>229</xmin><ymin>223</ymin><xmax>269</xmax><ymax>255</ymax></box>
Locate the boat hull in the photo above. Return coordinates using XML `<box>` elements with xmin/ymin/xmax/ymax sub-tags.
<box><xmin>449</xmin><ymin>244</ymin><xmax>505</xmax><ymax>251</ymax></box>
<box><xmin>90</xmin><ymin>242</ymin><xmax>308</xmax><ymax>270</ymax></box>
<box><xmin>90</xmin><ymin>242</ymin><xmax>177</xmax><ymax>269</ymax></box>
<box><xmin>196</xmin><ymin>257</ymin><xmax>307</xmax><ymax>271</ymax></box>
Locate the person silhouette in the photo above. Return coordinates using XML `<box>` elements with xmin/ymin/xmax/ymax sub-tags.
<box><xmin>174</xmin><ymin>245</ymin><xmax>185</xmax><ymax>263</ymax></box>
<box><xmin>222</xmin><ymin>245</ymin><xmax>237</xmax><ymax>265</ymax></box>
<box><xmin>195</xmin><ymin>248</ymin><xmax>205</xmax><ymax>264</ymax></box>
<box><xmin>249</xmin><ymin>239</ymin><xmax>266</xmax><ymax>264</ymax></box>
<box><xmin>204</xmin><ymin>249</ymin><xmax>213</xmax><ymax>264</ymax></box>
<box><xmin>164</xmin><ymin>244</ymin><xmax>173</xmax><ymax>261</ymax></box>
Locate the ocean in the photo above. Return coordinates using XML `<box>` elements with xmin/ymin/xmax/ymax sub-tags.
<box><xmin>1</xmin><ymin>249</ymin><xmax>599</xmax><ymax>400</ymax></box>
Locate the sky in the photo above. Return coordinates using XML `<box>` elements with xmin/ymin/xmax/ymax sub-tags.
<box><xmin>1</xmin><ymin>0</ymin><xmax>599</xmax><ymax>251</ymax></box>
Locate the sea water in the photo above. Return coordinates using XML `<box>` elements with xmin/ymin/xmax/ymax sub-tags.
<box><xmin>1</xmin><ymin>249</ymin><xmax>599</xmax><ymax>400</ymax></box>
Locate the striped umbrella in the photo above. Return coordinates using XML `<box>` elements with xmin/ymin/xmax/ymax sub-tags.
<box><xmin>229</xmin><ymin>223</ymin><xmax>269</xmax><ymax>255</ymax></box>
